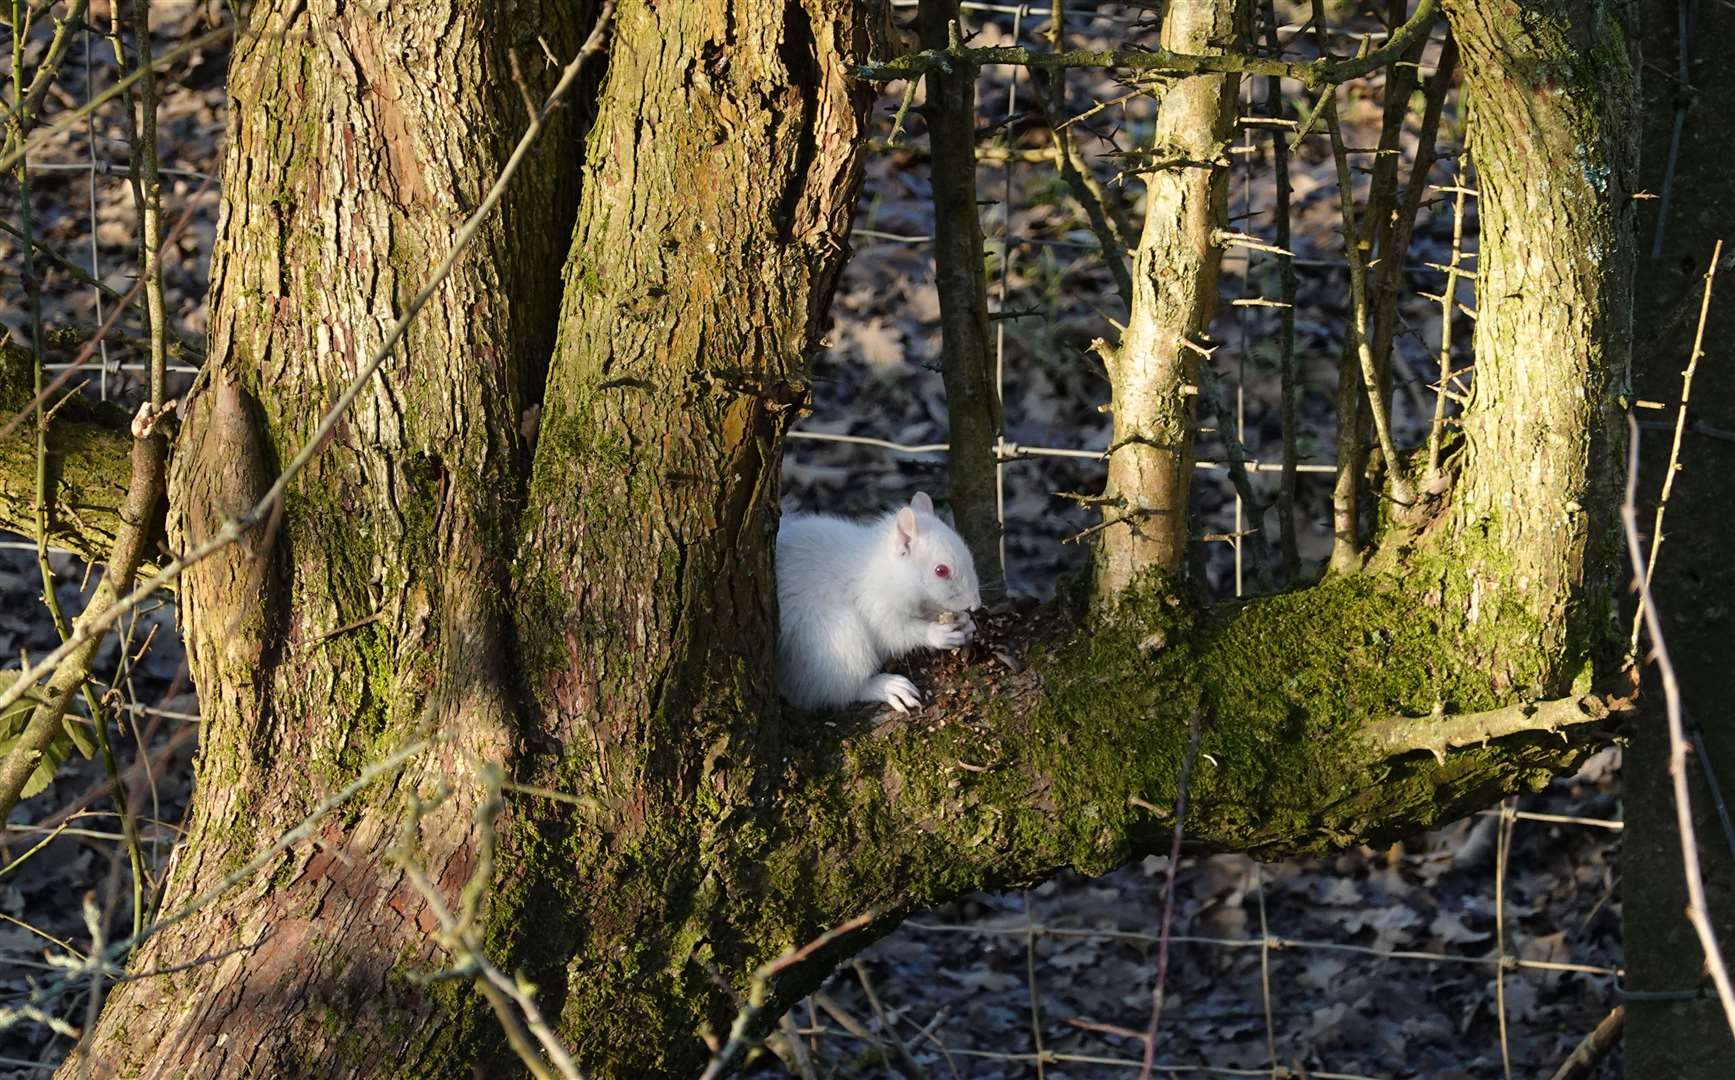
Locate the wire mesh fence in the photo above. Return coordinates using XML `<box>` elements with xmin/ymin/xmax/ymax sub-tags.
<box><xmin>787</xmin><ymin>0</ymin><xmax>1476</xmax><ymax>601</ymax></box>
<box><xmin>771</xmin><ymin>4</ymin><xmax>1622</xmax><ymax>1077</ymax></box>
<box><xmin>0</xmin><ymin>3</ymin><xmax>1643</xmax><ymax>1078</ymax></box>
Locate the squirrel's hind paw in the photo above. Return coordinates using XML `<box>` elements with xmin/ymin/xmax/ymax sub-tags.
<box><xmin>866</xmin><ymin>673</ymin><xmax>923</xmax><ymax>712</ymax></box>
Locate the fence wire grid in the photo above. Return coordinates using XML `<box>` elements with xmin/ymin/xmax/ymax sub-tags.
<box><xmin>0</xmin><ymin>2</ymin><xmax>1651</xmax><ymax>1079</ymax></box>
<box><xmin>772</xmin><ymin>3</ymin><xmax>1626</xmax><ymax>1078</ymax></box>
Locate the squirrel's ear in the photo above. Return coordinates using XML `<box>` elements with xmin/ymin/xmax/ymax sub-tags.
<box><xmin>893</xmin><ymin>507</ymin><xmax>920</xmax><ymax>554</ymax></box>
<box><xmin>910</xmin><ymin>491</ymin><xmax>934</xmax><ymax>516</ymax></box>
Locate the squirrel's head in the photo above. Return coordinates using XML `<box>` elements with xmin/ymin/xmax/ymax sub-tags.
<box><xmin>887</xmin><ymin>492</ymin><xmax>983</xmax><ymax>616</ymax></box>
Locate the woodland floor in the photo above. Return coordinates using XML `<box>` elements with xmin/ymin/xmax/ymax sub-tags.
<box><xmin>1</xmin><ymin>4</ymin><xmax>1626</xmax><ymax>1077</ymax></box>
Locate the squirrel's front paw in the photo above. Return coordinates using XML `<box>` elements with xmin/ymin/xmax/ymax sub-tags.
<box><xmin>867</xmin><ymin>674</ymin><xmax>923</xmax><ymax>712</ymax></box>
<box><xmin>926</xmin><ymin>612</ymin><xmax>975</xmax><ymax>651</ymax></box>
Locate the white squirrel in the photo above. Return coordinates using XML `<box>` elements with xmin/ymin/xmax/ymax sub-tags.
<box><xmin>776</xmin><ymin>492</ymin><xmax>983</xmax><ymax>712</ymax></box>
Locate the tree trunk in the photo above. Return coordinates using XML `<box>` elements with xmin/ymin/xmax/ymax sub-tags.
<box><xmin>1095</xmin><ymin>0</ymin><xmax>1251</xmax><ymax>600</ymax></box>
<box><xmin>68</xmin><ymin>0</ymin><xmax>595</xmax><ymax>1073</ymax></box>
<box><xmin>503</xmin><ymin>0</ymin><xmax>886</xmax><ymax>1068</ymax></box>
<box><xmin>14</xmin><ymin>0</ymin><xmax>1646</xmax><ymax>1077</ymax></box>
<box><xmin>1440</xmin><ymin>0</ymin><xmax>1637</xmax><ymax>684</ymax></box>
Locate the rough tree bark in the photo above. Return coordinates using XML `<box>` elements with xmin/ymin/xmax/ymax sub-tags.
<box><xmin>65</xmin><ymin>0</ymin><xmax>595</xmax><ymax>1073</ymax></box>
<box><xmin>1094</xmin><ymin>0</ymin><xmax>1253</xmax><ymax>599</ymax></box>
<box><xmin>0</xmin><ymin>0</ymin><xmax>1645</xmax><ymax>1077</ymax></box>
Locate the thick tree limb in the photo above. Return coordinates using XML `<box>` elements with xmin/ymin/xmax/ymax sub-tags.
<box><xmin>0</xmin><ymin>428</ymin><xmax>166</xmax><ymax>818</ymax></box>
<box><xmin>0</xmin><ymin>341</ymin><xmax>142</xmax><ymax>562</ymax></box>
<box><xmin>739</xmin><ymin>566</ymin><xmax>1622</xmax><ymax>1030</ymax></box>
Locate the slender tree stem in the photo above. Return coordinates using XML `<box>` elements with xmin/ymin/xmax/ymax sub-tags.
<box><xmin>1260</xmin><ymin>0</ymin><xmax>1299</xmax><ymax>581</ymax></box>
<box><xmin>918</xmin><ymin>0</ymin><xmax>1005</xmax><ymax>595</ymax></box>
<box><xmin>128</xmin><ymin>0</ymin><xmax>168</xmax><ymax>407</ymax></box>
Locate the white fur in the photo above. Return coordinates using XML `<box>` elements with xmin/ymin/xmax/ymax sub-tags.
<box><xmin>776</xmin><ymin>492</ymin><xmax>983</xmax><ymax>712</ymax></box>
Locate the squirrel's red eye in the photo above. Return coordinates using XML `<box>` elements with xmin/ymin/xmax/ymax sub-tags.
<box><xmin>934</xmin><ymin>564</ymin><xmax>951</xmax><ymax>579</ymax></box>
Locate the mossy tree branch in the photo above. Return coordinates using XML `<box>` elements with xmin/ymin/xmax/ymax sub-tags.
<box><xmin>0</xmin><ymin>341</ymin><xmax>148</xmax><ymax>564</ymax></box>
<box><xmin>732</xmin><ymin>560</ymin><xmax>1626</xmax><ymax>1031</ymax></box>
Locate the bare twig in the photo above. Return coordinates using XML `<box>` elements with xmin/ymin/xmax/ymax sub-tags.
<box><xmin>128</xmin><ymin>0</ymin><xmax>169</xmax><ymax>408</ymax></box>
<box><xmin>392</xmin><ymin>768</ymin><xmax>583</xmax><ymax>1080</ymax></box>
<box><xmin>700</xmin><ymin>910</ymin><xmax>881</xmax><ymax>1080</ymax></box>
<box><xmin>1029</xmin><ymin>14</ymin><xmax>1134</xmax><ymax>307</ymax></box>
<box><xmin>1622</xmin><ymin>411</ymin><xmax>1735</xmax><ymax>1038</ymax></box>
<box><xmin>1321</xmin><ymin>80</ymin><xmax>1412</xmax><ymax>510</ymax></box>
<box><xmin>1023</xmin><ymin>890</ymin><xmax>1046</xmax><ymax>1080</ymax></box>
<box><xmin>1426</xmin><ymin>173</ymin><xmax>1471</xmax><ymax>481</ymax></box>
<box><xmin>1629</xmin><ymin>238</ymin><xmax>1721</xmax><ymax>653</ymax></box>
<box><xmin>0</xmin><ymin>0</ymin><xmax>90</xmax><ymax>161</ymax></box>
<box><xmin>1547</xmin><ymin>1005</ymin><xmax>1625</xmax><ymax>1080</ymax></box>
<box><xmin>1138</xmin><ymin>707</ymin><xmax>1204</xmax><ymax>1080</ymax></box>
<box><xmin>1255</xmin><ymin>863</ymin><xmax>1278</xmax><ymax>1077</ymax></box>
<box><xmin>1494</xmin><ymin>798</ymin><xmax>1515</xmax><ymax>1080</ymax></box>
<box><xmin>1368</xmin><ymin>30</ymin><xmax>1458</xmax><ymax>482</ymax></box>
<box><xmin>852</xmin><ymin>959</ymin><xmax>929</xmax><ymax>1079</ymax></box>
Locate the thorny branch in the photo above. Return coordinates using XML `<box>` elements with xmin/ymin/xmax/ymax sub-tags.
<box><xmin>392</xmin><ymin>766</ymin><xmax>584</xmax><ymax>1080</ymax></box>
<box><xmin>1622</xmin><ymin>410</ymin><xmax>1735</xmax><ymax>1038</ymax></box>
<box><xmin>853</xmin><ymin>0</ymin><xmax>1440</xmax><ymax>89</ymax></box>
<box><xmin>1367</xmin><ymin>31</ymin><xmax>1458</xmax><ymax>466</ymax></box>
<box><xmin>1629</xmin><ymin>238</ymin><xmax>1721</xmax><ymax>653</ymax></box>
<box><xmin>1425</xmin><ymin>175</ymin><xmax>1471</xmax><ymax>482</ymax></box>
<box><xmin>1028</xmin><ymin>11</ymin><xmax>1135</xmax><ymax>309</ymax></box>
<box><xmin>1319</xmin><ymin>61</ymin><xmax>1413</xmax><ymax>513</ymax></box>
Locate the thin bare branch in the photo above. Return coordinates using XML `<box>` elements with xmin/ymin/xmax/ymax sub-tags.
<box><xmin>1137</xmin><ymin>708</ymin><xmax>1204</xmax><ymax>1080</ymax></box>
<box><xmin>1621</xmin><ymin>409</ymin><xmax>1735</xmax><ymax>1038</ymax></box>
<box><xmin>1321</xmin><ymin>80</ymin><xmax>1413</xmax><ymax>509</ymax></box>
<box><xmin>701</xmin><ymin>910</ymin><xmax>882</xmax><ymax>1080</ymax></box>
<box><xmin>1629</xmin><ymin>238</ymin><xmax>1721</xmax><ymax>652</ymax></box>
<box><xmin>853</xmin><ymin>0</ymin><xmax>1440</xmax><ymax>88</ymax></box>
